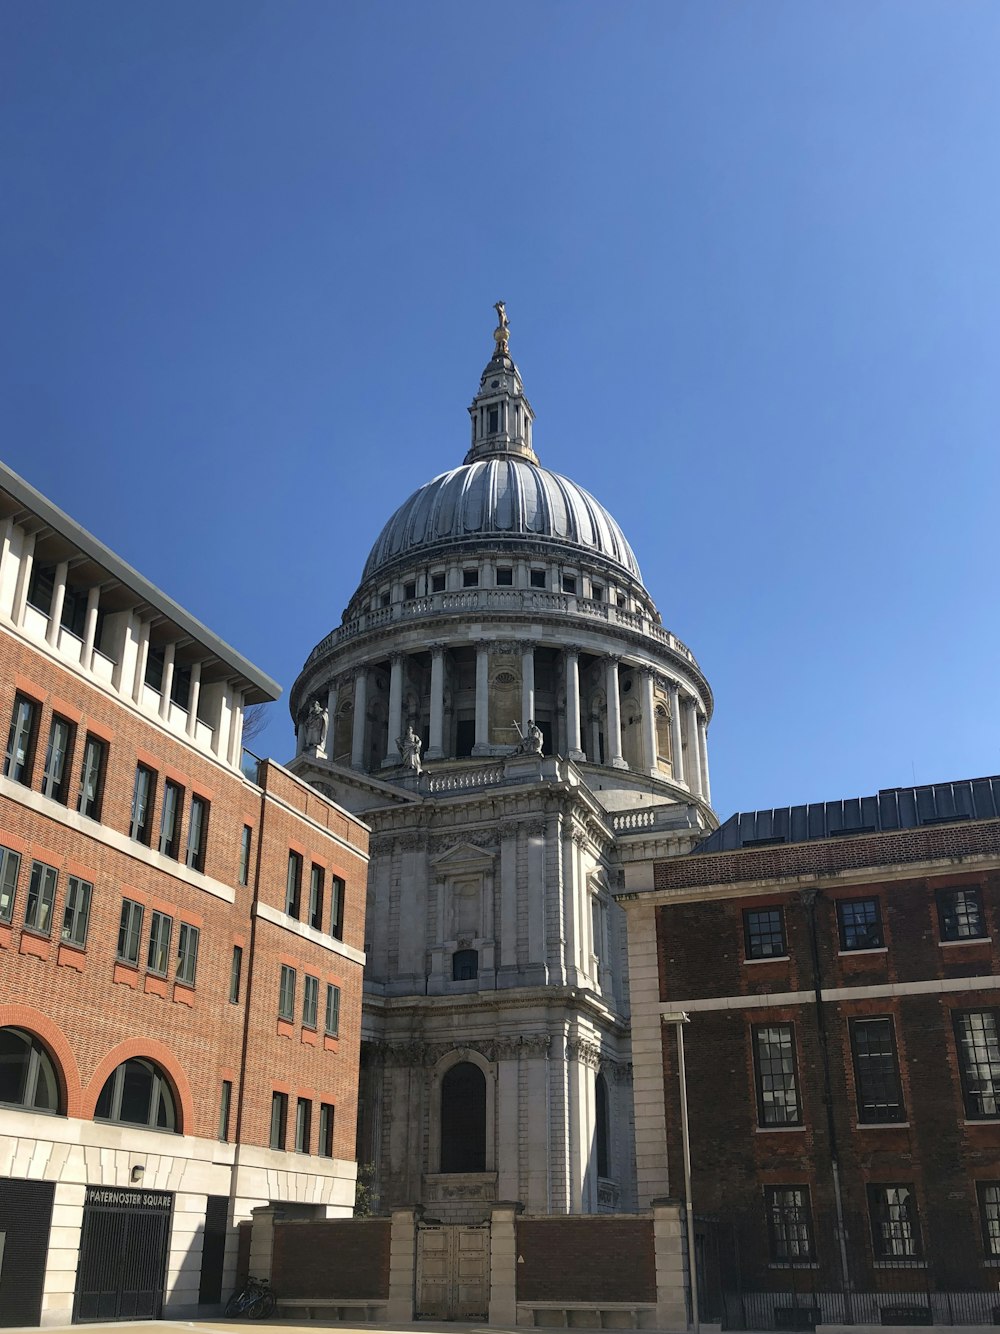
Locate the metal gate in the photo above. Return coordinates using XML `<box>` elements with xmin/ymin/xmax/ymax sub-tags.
<box><xmin>0</xmin><ymin>1177</ymin><xmax>55</xmax><ymax>1328</ymax></box>
<box><xmin>73</xmin><ymin>1186</ymin><xmax>173</xmax><ymax>1323</ymax></box>
<box><xmin>415</xmin><ymin>1223</ymin><xmax>490</xmax><ymax>1321</ymax></box>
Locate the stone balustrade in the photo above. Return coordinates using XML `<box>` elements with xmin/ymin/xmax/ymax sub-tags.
<box><xmin>305</xmin><ymin>589</ymin><xmax>699</xmax><ymax>668</ymax></box>
<box><xmin>425</xmin><ymin>765</ymin><xmax>506</xmax><ymax>793</ymax></box>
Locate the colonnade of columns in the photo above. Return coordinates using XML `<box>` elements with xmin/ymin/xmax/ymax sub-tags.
<box><xmin>0</xmin><ymin>519</ymin><xmax>247</xmax><ymax>767</ymax></box>
<box><xmin>318</xmin><ymin>642</ymin><xmax>711</xmax><ymax>801</ymax></box>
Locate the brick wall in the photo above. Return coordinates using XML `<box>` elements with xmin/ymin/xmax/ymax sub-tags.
<box><xmin>0</xmin><ymin>630</ymin><xmax>367</xmax><ymax>1156</ymax></box>
<box><xmin>515</xmin><ymin>1218</ymin><xmax>656</xmax><ymax>1303</ymax></box>
<box><xmin>271</xmin><ymin>1219</ymin><xmax>391</xmax><ymax>1298</ymax></box>
<box><xmin>656</xmin><ymin>863</ymin><xmax>1000</xmax><ymax>1296</ymax></box>
<box><xmin>658</xmin><ymin>868</ymin><xmax>1000</xmax><ymax>1001</ymax></box>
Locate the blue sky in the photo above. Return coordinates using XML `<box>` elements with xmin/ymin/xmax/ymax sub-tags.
<box><xmin>3</xmin><ymin>1</ymin><xmax>999</xmax><ymax>817</ymax></box>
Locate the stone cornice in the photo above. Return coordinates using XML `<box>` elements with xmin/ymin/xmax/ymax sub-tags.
<box><xmin>361</xmin><ymin>982</ymin><xmax>629</xmax><ymax>1034</ymax></box>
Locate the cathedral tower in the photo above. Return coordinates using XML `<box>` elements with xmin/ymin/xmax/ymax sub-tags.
<box><xmin>289</xmin><ymin>306</ymin><xmax>716</xmax><ymax>1217</ymax></box>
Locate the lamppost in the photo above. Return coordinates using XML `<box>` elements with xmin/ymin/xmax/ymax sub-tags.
<box><xmin>662</xmin><ymin>1010</ymin><xmax>698</xmax><ymax>1334</ymax></box>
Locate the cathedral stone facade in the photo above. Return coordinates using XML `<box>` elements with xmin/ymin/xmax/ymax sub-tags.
<box><xmin>289</xmin><ymin>308</ymin><xmax>718</xmax><ymax>1219</ymax></box>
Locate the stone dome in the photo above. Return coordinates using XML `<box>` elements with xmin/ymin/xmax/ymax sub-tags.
<box><xmin>361</xmin><ymin>457</ymin><xmax>642</xmax><ymax>583</ymax></box>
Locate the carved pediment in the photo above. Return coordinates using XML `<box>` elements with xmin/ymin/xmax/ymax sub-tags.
<box><xmin>430</xmin><ymin>839</ymin><xmax>496</xmax><ymax>869</ymax></box>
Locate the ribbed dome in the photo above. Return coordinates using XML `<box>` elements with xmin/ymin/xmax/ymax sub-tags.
<box><xmin>362</xmin><ymin>458</ymin><xmax>642</xmax><ymax>583</ymax></box>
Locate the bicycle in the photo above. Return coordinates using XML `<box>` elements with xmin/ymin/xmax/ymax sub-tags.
<box><xmin>225</xmin><ymin>1275</ymin><xmax>276</xmax><ymax>1319</ymax></box>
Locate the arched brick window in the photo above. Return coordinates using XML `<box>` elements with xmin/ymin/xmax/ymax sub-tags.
<box><xmin>0</xmin><ymin>1026</ymin><xmax>62</xmax><ymax>1113</ymax></box>
<box><xmin>440</xmin><ymin>1061</ymin><xmax>486</xmax><ymax>1172</ymax></box>
<box><xmin>95</xmin><ymin>1058</ymin><xmax>178</xmax><ymax>1132</ymax></box>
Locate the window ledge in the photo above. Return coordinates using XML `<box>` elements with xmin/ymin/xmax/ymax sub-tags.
<box><xmin>964</xmin><ymin>1118</ymin><xmax>1000</xmax><ymax>1125</ymax></box>
<box><xmin>743</xmin><ymin>955</ymin><xmax>790</xmax><ymax>965</ymax></box>
<box><xmin>856</xmin><ymin>1121</ymin><xmax>909</xmax><ymax>1129</ymax></box>
<box><xmin>756</xmin><ymin>1124</ymin><xmax>805</xmax><ymax>1133</ymax></box>
<box><xmin>838</xmin><ymin>947</ymin><xmax>888</xmax><ymax>956</ymax></box>
<box><xmin>939</xmin><ymin>937</ymin><xmax>992</xmax><ymax>947</ymax></box>
<box><xmin>873</xmin><ymin>1260</ymin><xmax>926</xmax><ymax>1269</ymax></box>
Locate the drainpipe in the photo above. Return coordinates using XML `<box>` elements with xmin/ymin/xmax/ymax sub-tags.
<box><xmin>800</xmin><ymin>888</ymin><xmax>853</xmax><ymax>1323</ymax></box>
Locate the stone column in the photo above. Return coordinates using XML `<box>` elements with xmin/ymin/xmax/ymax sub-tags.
<box><xmin>565</xmin><ymin>650</ymin><xmax>584</xmax><ymax>760</ymax></box>
<box><xmin>667</xmin><ymin>681</ymin><xmax>685</xmax><ymax>784</ymax></box>
<box><xmin>698</xmin><ymin>714</ymin><xmax>711</xmax><ymax>806</ymax></box>
<box><xmin>496</xmin><ymin>1049</ymin><xmax>519</xmax><ymax>1201</ymax></box>
<box><xmin>488</xmin><ymin>1203</ymin><xmax>523</xmax><ymax>1327</ymax></box>
<box><xmin>567</xmin><ymin>1039</ymin><xmax>601</xmax><ymax>1213</ymax></box>
<box><xmin>499</xmin><ymin>822</ymin><xmax>518</xmax><ymax>972</ymax></box>
<box><xmin>685</xmin><ymin>697</ymin><xmax>702</xmax><ymax>797</ymax></box>
<box><xmin>473</xmin><ymin>640</ymin><xmax>490</xmax><ymax>754</ymax></box>
<box><xmin>159</xmin><ymin>642</ymin><xmax>176</xmax><ymax>720</ymax></box>
<box><xmin>228</xmin><ymin>689</ymin><xmax>245</xmax><ymax>767</ymax></box>
<box><xmin>46</xmin><ymin>560</ymin><xmax>68</xmax><ymax>646</ymax></box>
<box><xmin>652</xmin><ymin>1199</ymin><xmax>690</xmax><ymax>1331</ymax></box>
<box><xmin>185</xmin><ymin>662</ymin><xmax>202</xmax><ymax>738</ymax></box>
<box><xmin>11</xmin><ymin>530</ymin><xmax>35</xmax><ymax>626</ymax></box>
<box><xmin>520</xmin><ymin>641</ymin><xmax>535</xmax><ymax>731</ymax></box>
<box><xmin>0</xmin><ymin>518</ymin><xmax>13</xmax><ymax>595</ymax></box>
<box><xmin>427</xmin><ymin>645</ymin><xmax>445</xmax><ymax>759</ymax></box>
<box><xmin>590</xmin><ymin>712</ymin><xmax>601</xmax><ymax>764</ymax></box>
<box><xmin>383</xmin><ymin>652</ymin><xmax>404</xmax><ymax>766</ymax></box>
<box><xmin>605</xmin><ymin>656</ymin><xmax>627</xmax><ymax>769</ymax></box>
<box><xmin>640</xmin><ymin>667</ymin><xmax>657</xmax><ymax>774</ymax></box>
<box><xmin>387</xmin><ymin>1208</ymin><xmax>419</xmax><ymax>1323</ymax></box>
<box><xmin>131</xmin><ymin>619</ymin><xmax>151</xmax><ymax>704</ymax></box>
<box><xmin>248</xmin><ymin>1205</ymin><xmax>283</xmax><ymax>1282</ymax></box>
<box><xmin>323</xmin><ymin>678</ymin><xmax>339</xmax><ymax>759</ymax></box>
<box><xmin>81</xmin><ymin>585</ymin><xmax>101</xmax><ymax>668</ymax></box>
<box><xmin>623</xmin><ymin>900</ymin><xmax>671</xmax><ymax>1208</ymax></box>
<box><xmin>351</xmin><ymin>669</ymin><xmax>368</xmax><ymax>769</ymax></box>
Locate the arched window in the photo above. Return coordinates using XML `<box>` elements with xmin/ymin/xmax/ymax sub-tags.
<box><xmin>440</xmin><ymin>1062</ymin><xmax>486</xmax><ymax>1172</ymax></box>
<box><xmin>452</xmin><ymin>949</ymin><xmax>479</xmax><ymax>981</ymax></box>
<box><xmin>595</xmin><ymin>1072</ymin><xmax>610</xmax><ymax>1179</ymax></box>
<box><xmin>95</xmin><ymin>1058</ymin><xmax>178</xmax><ymax>1132</ymax></box>
<box><xmin>0</xmin><ymin>1027</ymin><xmax>61</xmax><ymax>1113</ymax></box>
<box><xmin>655</xmin><ymin>704</ymin><xmax>672</xmax><ymax>764</ymax></box>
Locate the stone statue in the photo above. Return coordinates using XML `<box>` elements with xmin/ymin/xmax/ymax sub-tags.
<box><xmin>493</xmin><ymin>300</ymin><xmax>510</xmax><ymax>356</ymax></box>
<box><xmin>397</xmin><ymin>724</ymin><xmax>423</xmax><ymax>774</ymax></box>
<box><xmin>302</xmin><ymin>698</ymin><xmax>327</xmax><ymax>753</ymax></box>
<box><xmin>516</xmin><ymin>718</ymin><xmax>544</xmax><ymax>756</ymax></box>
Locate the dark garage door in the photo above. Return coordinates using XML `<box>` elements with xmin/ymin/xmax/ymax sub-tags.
<box><xmin>0</xmin><ymin>1177</ymin><xmax>55</xmax><ymax>1327</ymax></box>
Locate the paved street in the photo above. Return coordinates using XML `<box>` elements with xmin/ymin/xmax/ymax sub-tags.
<box><xmin>1</xmin><ymin>1324</ymin><xmax>522</xmax><ymax>1334</ymax></box>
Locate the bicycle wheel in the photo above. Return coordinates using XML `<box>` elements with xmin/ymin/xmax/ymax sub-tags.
<box><xmin>259</xmin><ymin>1292</ymin><xmax>276</xmax><ymax>1318</ymax></box>
<box><xmin>224</xmin><ymin>1293</ymin><xmax>244</xmax><ymax>1318</ymax></box>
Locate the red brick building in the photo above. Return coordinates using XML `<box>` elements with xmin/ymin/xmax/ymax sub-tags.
<box><xmin>0</xmin><ymin>462</ymin><xmax>368</xmax><ymax>1327</ymax></box>
<box><xmin>619</xmin><ymin>778</ymin><xmax>1000</xmax><ymax>1329</ymax></box>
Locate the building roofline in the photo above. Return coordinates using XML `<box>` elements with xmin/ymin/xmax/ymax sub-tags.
<box><xmin>0</xmin><ymin>461</ymin><xmax>281</xmax><ymax>704</ymax></box>
<box><xmin>692</xmin><ymin>773</ymin><xmax>1000</xmax><ymax>855</ymax></box>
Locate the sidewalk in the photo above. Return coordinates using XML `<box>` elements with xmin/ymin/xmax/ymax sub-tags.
<box><xmin>0</xmin><ymin>1322</ymin><xmax>523</xmax><ymax>1334</ymax></box>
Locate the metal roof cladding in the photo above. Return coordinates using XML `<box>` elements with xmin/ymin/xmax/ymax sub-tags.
<box><xmin>361</xmin><ymin>457</ymin><xmax>642</xmax><ymax>584</ymax></box>
<box><xmin>693</xmin><ymin>775</ymin><xmax>1000</xmax><ymax>853</ymax></box>
<box><xmin>0</xmin><ymin>460</ymin><xmax>280</xmax><ymax>704</ymax></box>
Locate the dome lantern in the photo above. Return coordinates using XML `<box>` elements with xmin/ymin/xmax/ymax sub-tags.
<box><xmin>465</xmin><ymin>301</ymin><xmax>538</xmax><ymax>466</ymax></box>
